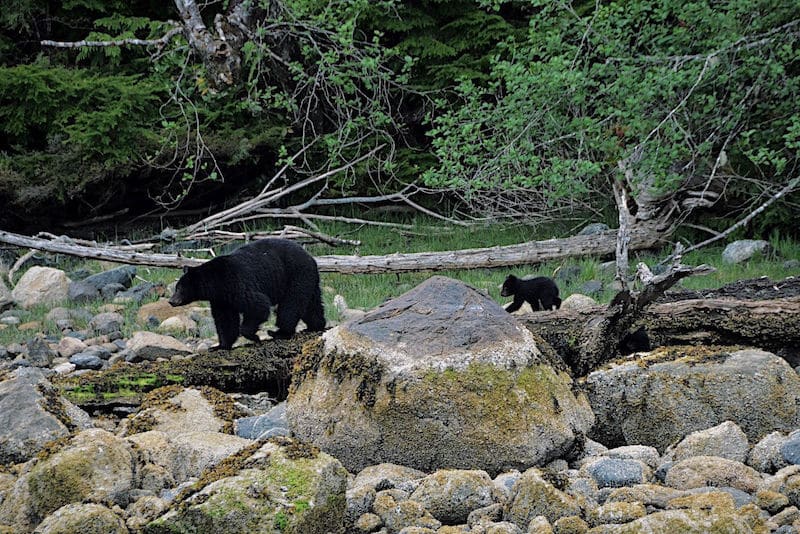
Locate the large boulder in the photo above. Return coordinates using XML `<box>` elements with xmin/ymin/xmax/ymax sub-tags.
<box><xmin>586</xmin><ymin>347</ymin><xmax>800</xmax><ymax>451</ymax></box>
<box><xmin>0</xmin><ymin>368</ymin><xmax>92</xmax><ymax>464</ymax></box>
<box><xmin>11</xmin><ymin>266</ymin><xmax>70</xmax><ymax>308</ymax></box>
<box><xmin>145</xmin><ymin>438</ymin><xmax>348</xmax><ymax>534</ymax></box>
<box><xmin>286</xmin><ymin>276</ymin><xmax>594</xmax><ymax>475</ymax></box>
<box><xmin>0</xmin><ymin>429</ymin><xmax>134</xmax><ymax>529</ymax></box>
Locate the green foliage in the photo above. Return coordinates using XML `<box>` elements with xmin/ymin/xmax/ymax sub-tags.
<box><xmin>365</xmin><ymin>0</ymin><xmax>528</xmax><ymax>88</ymax></box>
<box><xmin>0</xmin><ymin>60</ymin><xmax>163</xmax><ymax>203</ymax></box>
<box><xmin>423</xmin><ymin>0</ymin><xmax>800</xmax><ymax>222</ymax></box>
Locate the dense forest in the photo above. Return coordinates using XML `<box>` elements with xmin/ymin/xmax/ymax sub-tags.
<box><xmin>0</xmin><ymin>0</ymin><xmax>798</xmax><ymax>236</ymax></box>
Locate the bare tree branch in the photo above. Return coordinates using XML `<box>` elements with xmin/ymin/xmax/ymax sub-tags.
<box><xmin>659</xmin><ymin>176</ymin><xmax>799</xmax><ymax>265</ymax></box>
<box><xmin>41</xmin><ymin>26</ymin><xmax>183</xmax><ymax>49</ymax></box>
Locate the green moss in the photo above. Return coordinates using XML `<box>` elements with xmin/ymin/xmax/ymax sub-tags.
<box><xmin>149</xmin><ymin>439</ymin><xmax>345</xmax><ymax>534</ymax></box>
<box><xmin>53</xmin><ymin>338</ymin><xmax>302</xmax><ymax>407</ymax></box>
<box><xmin>273</xmin><ymin>511</ymin><xmax>289</xmax><ymax>531</ymax></box>
<box><xmin>409</xmin><ymin>361</ymin><xmax>579</xmax><ymax>446</ymax></box>
<box><xmin>28</xmin><ymin>453</ymin><xmax>92</xmax><ymax>522</ymax></box>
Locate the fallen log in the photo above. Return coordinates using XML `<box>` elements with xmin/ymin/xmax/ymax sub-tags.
<box><xmin>518</xmin><ymin>288</ymin><xmax>800</xmax><ymax>376</ymax></box>
<box><xmin>50</xmin><ymin>335</ymin><xmax>314</xmax><ymax>409</ymax></box>
<box><xmin>0</xmin><ymin>219</ymin><xmax>667</xmax><ymax>273</ymax></box>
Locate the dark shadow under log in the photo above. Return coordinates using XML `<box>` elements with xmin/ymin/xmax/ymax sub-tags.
<box><xmin>518</xmin><ymin>277</ymin><xmax>800</xmax><ymax>376</ymax></box>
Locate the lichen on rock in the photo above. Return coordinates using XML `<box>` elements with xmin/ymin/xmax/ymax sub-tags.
<box><xmin>287</xmin><ymin>276</ymin><xmax>594</xmax><ymax>475</ymax></box>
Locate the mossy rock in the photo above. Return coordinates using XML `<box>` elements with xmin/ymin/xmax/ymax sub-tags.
<box><xmin>287</xmin><ymin>277</ymin><xmax>594</xmax><ymax>475</ymax></box>
<box><xmin>143</xmin><ymin>437</ymin><xmax>347</xmax><ymax>534</ymax></box>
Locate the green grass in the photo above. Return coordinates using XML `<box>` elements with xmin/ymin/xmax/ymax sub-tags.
<box><xmin>0</xmin><ymin>218</ymin><xmax>797</xmax><ymax>346</ymax></box>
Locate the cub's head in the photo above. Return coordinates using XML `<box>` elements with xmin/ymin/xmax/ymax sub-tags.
<box><xmin>500</xmin><ymin>274</ymin><xmax>518</xmax><ymax>297</ymax></box>
<box><xmin>169</xmin><ymin>266</ymin><xmax>199</xmax><ymax>307</ymax></box>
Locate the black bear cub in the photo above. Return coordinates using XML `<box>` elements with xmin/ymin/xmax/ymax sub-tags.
<box><xmin>169</xmin><ymin>238</ymin><xmax>325</xmax><ymax>349</ymax></box>
<box><xmin>500</xmin><ymin>274</ymin><xmax>561</xmax><ymax>312</ymax></box>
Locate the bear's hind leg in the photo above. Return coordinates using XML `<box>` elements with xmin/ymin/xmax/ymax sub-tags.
<box><xmin>211</xmin><ymin>304</ymin><xmax>240</xmax><ymax>350</ymax></box>
<box><xmin>270</xmin><ymin>298</ymin><xmax>303</xmax><ymax>339</ymax></box>
<box><xmin>301</xmin><ymin>285</ymin><xmax>326</xmax><ymax>332</ymax></box>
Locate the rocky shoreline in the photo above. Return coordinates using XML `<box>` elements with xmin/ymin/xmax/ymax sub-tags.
<box><xmin>1</xmin><ymin>264</ymin><xmax>799</xmax><ymax>532</ymax></box>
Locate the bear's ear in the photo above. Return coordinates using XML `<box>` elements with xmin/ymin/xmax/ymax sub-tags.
<box><xmin>183</xmin><ymin>265</ymin><xmax>191</xmax><ymax>274</ymax></box>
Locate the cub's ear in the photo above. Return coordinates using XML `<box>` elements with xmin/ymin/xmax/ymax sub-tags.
<box><xmin>183</xmin><ymin>265</ymin><xmax>191</xmax><ymax>274</ymax></box>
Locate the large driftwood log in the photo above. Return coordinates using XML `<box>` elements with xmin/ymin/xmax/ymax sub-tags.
<box><xmin>519</xmin><ymin>287</ymin><xmax>800</xmax><ymax>376</ymax></box>
<box><xmin>0</xmin><ymin>221</ymin><xmax>666</xmax><ymax>273</ymax></box>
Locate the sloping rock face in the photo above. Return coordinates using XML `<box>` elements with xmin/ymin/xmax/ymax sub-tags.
<box><xmin>0</xmin><ymin>368</ymin><xmax>92</xmax><ymax>464</ymax></box>
<box><xmin>586</xmin><ymin>347</ymin><xmax>800</xmax><ymax>451</ymax></box>
<box><xmin>287</xmin><ymin>276</ymin><xmax>594</xmax><ymax>475</ymax></box>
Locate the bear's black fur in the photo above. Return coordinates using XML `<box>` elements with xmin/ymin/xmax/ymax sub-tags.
<box><xmin>500</xmin><ymin>274</ymin><xmax>561</xmax><ymax>312</ymax></box>
<box><xmin>169</xmin><ymin>238</ymin><xmax>325</xmax><ymax>349</ymax></box>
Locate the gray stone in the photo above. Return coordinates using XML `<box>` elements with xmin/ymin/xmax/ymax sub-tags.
<box><xmin>373</xmin><ymin>491</ymin><xmax>441</xmax><ymax>532</ymax></box>
<box><xmin>35</xmin><ymin>503</ymin><xmax>128</xmax><ymax>534</ymax></box>
<box><xmin>603</xmin><ymin>445</ymin><xmax>661</xmax><ymax>469</ymax></box>
<box><xmin>559</xmin><ymin>294</ymin><xmax>598</xmax><ymax>311</ymax></box>
<box><xmin>665</xmin><ymin>456</ymin><xmax>762</xmax><ymax>494</ymax></box>
<box><xmin>578</xmin><ymin>223</ymin><xmax>610</xmax><ymax>236</ymax></box>
<box><xmin>586</xmin><ymin>348</ymin><xmax>800</xmax><ymax>452</ymax></box>
<box><xmin>505</xmin><ymin>468</ymin><xmax>581</xmax><ymax>526</ymax></box>
<box><xmin>584</xmin><ymin>458</ymin><xmax>646</xmax><ymax>488</ymax></box>
<box><xmin>122</xmin><ymin>388</ymin><xmax>226</xmax><ymax>437</ymax></box>
<box><xmin>0</xmin><ymin>278</ymin><xmax>12</xmax><ymax>311</ymax></box>
<box><xmin>0</xmin><ymin>429</ymin><xmax>133</xmax><ymax>529</ymax></box>
<box><xmin>346</xmin><ymin>485</ymin><xmax>376</xmax><ymax>527</ymax></box>
<box><xmin>82</xmin><ymin>265</ymin><xmax>136</xmax><ymax>291</ymax></box>
<box><xmin>69</xmin><ymin>352</ymin><xmax>104</xmax><ymax>370</ymax></box>
<box><xmin>409</xmin><ymin>469</ymin><xmax>495</xmax><ymax>524</ymax></box>
<box><xmin>749</xmin><ymin>431</ymin><xmax>789</xmax><ymax>473</ymax></box>
<box><xmin>784</xmin><ymin>259</ymin><xmax>800</xmax><ymax>270</ymax></box>
<box><xmin>0</xmin><ymin>368</ymin><xmax>91</xmax><ymax>464</ymax></box>
<box><xmin>287</xmin><ymin>276</ymin><xmax>594</xmax><ymax>475</ymax></box>
<box><xmin>114</xmin><ymin>282</ymin><xmax>157</xmax><ymax>304</ymax></box>
<box><xmin>100</xmin><ymin>282</ymin><xmax>126</xmax><ymax>299</ymax></box>
<box><xmin>67</xmin><ymin>280</ymin><xmax>100</xmax><ymax>303</ymax></box>
<box><xmin>89</xmin><ymin>312</ymin><xmax>124</xmax><ymax>335</ymax></box>
<box><xmin>493</xmin><ymin>471</ymin><xmax>521</xmax><ymax>500</ymax></box>
<box><xmin>687</xmin><ymin>486</ymin><xmax>754</xmax><ymax>508</ymax></box>
<box><xmin>235</xmin><ymin>402</ymin><xmax>288</xmax><ymax>439</ymax></box>
<box><xmin>146</xmin><ymin>439</ymin><xmax>348</xmax><ymax>534</ymax></box>
<box><xmin>664</xmin><ymin>421</ymin><xmax>749</xmax><ymax>463</ymax></box>
<box><xmin>722</xmin><ymin>239</ymin><xmax>770</xmax><ymax>264</ymax></box>
<box><xmin>352</xmin><ymin>463</ymin><xmax>427</xmax><ymax>493</ymax></box>
<box><xmin>11</xmin><ymin>266</ymin><xmax>70</xmax><ymax>308</ymax></box>
<box><xmin>781</xmin><ymin>431</ymin><xmax>800</xmax><ymax>465</ymax></box>
<box><xmin>555</xmin><ymin>265</ymin><xmax>582</xmax><ymax>283</ymax></box>
<box><xmin>26</xmin><ymin>335</ymin><xmax>56</xmax><ymax>367</ymax></box>
<box><xmin>125</xmin><ymin>331</ymin><xmax>192</xmax><ymax>362</ymax></box>
<box><xmin>579</xmin><ymin>280</ymin><xmax>603</xmax><ymax>296</ymax></box>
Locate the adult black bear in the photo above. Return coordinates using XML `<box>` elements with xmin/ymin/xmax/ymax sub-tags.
<box><xmin>500</xmin><ymin>274</ymin><xmax>561</xmax><ymax>312</ymax></box>
<box><xmin>169</xmin><ymin>238</ymin><xmax>325</xmax><ymax>349</ymax></box>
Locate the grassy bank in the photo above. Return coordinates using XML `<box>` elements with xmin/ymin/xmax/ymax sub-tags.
<box><xmin>0</xmin><ymin>218</ymin><xmax>798</xmax><ymax>346</ymax></box>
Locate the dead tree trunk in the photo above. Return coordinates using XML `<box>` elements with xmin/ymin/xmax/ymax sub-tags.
<box><xmin>0</xmin><ymin>221</ymin><xmax>667</xmax><ymax>273</ymax></box>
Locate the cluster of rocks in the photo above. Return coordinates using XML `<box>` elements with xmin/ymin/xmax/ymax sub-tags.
<box><xmin>0</xmin><ymin>255</ymin><xmax>798</xmax><ymax>532</ymax></box>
